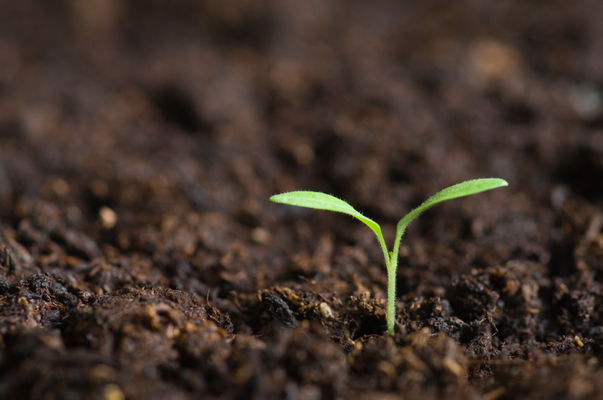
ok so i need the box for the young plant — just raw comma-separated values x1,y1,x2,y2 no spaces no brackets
270,178,508,334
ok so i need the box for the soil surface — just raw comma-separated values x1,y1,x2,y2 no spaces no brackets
2,1,603,399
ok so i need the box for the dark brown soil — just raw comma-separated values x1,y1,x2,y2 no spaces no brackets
2,1,603,399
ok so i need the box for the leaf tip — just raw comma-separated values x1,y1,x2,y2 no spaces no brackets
496,178,509,187
269,193,284,203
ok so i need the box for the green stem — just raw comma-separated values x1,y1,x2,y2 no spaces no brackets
374,232,395,333
385,219,412,334
386,258,396,334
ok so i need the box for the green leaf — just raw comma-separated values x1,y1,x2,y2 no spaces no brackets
270,191,380,236
391,178,508,266
400,178,507,227
270,191,390,268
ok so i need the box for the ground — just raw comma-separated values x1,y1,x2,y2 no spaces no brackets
1,1,603,399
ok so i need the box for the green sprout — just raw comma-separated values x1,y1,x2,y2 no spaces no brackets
270,178,508,334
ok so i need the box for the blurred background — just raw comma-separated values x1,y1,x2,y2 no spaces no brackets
3,0,603,214
2,0,603,299
3,0,603,305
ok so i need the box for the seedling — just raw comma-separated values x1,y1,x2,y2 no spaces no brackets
270,178,508,334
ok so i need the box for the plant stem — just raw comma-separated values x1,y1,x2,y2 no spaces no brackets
386,260,396,334
375,233,395,334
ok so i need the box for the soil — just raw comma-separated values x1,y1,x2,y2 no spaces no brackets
2,1,603,399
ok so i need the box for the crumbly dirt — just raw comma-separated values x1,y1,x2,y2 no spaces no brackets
2,1,603,399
